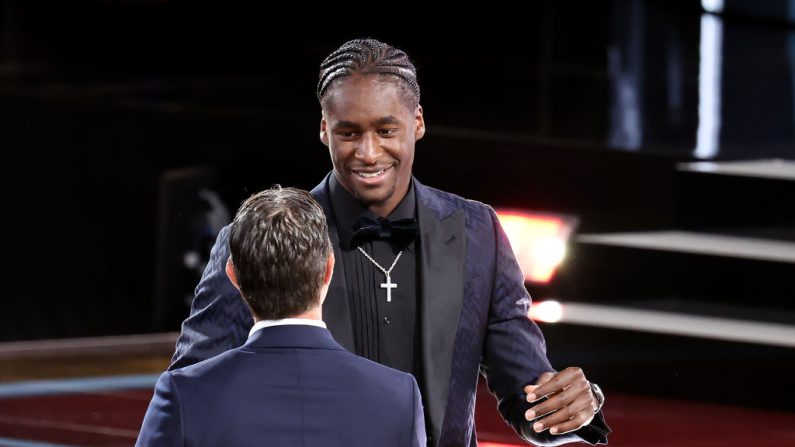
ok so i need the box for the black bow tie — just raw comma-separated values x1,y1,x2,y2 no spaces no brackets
349,216,419,249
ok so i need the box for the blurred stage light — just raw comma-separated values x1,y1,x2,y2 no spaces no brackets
701,0,724,14
495,210,578,284
529,300,564,323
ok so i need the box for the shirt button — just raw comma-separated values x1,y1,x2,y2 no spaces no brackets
383,316,391,324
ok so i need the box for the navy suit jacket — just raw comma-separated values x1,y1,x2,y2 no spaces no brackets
139,325,425,446
171,174,609,446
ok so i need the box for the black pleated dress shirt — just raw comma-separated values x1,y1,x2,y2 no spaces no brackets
328,174,421,380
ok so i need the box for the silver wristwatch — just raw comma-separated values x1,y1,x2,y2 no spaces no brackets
589,382,605,413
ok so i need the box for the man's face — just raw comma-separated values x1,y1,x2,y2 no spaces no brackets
320,74,425,216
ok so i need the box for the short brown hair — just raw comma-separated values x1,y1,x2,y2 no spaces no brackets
228,186,331,320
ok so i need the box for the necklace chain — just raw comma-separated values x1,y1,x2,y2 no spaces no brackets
357,247,403,275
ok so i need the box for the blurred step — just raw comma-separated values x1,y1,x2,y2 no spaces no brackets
675,159,795,230
576,230,795,263
545,302,795,347
679,159,795,181
539,320,795,412
561,230,795,311
534,302,795,411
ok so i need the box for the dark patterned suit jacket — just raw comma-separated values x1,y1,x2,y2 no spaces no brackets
171,174,610,446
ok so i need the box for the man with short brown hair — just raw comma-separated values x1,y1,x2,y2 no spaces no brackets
138,186,425,446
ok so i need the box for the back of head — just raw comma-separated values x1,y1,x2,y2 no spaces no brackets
316,38,421,111
228,186,331,320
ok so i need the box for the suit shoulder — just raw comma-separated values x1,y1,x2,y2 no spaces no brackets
421,184,495,217
168,346,241,380
338,351,416,382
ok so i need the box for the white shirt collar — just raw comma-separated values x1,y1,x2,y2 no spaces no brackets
248,318,328,339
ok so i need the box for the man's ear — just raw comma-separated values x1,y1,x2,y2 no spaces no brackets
320,116,329,147
324,252,335,286
415,105,425,141
317,251,335,307
225,257,240,291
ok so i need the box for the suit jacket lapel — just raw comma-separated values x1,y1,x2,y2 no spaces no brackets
311,174,355,352
416,179,466,442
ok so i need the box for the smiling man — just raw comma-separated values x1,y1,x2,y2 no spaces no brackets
171,38,610,446
320,72,421,217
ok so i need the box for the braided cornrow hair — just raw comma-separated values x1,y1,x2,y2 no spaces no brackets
317,38,420,110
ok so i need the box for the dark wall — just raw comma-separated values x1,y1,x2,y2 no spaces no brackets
2,1,793,340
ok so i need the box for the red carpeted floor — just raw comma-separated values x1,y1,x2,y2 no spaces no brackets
0,389,151,447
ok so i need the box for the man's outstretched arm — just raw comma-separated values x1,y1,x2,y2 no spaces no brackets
170,225,253,370
482,207,610,446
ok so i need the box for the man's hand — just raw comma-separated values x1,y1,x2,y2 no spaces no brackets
523,367,599,436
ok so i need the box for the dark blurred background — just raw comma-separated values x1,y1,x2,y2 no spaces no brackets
1,0,794,430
